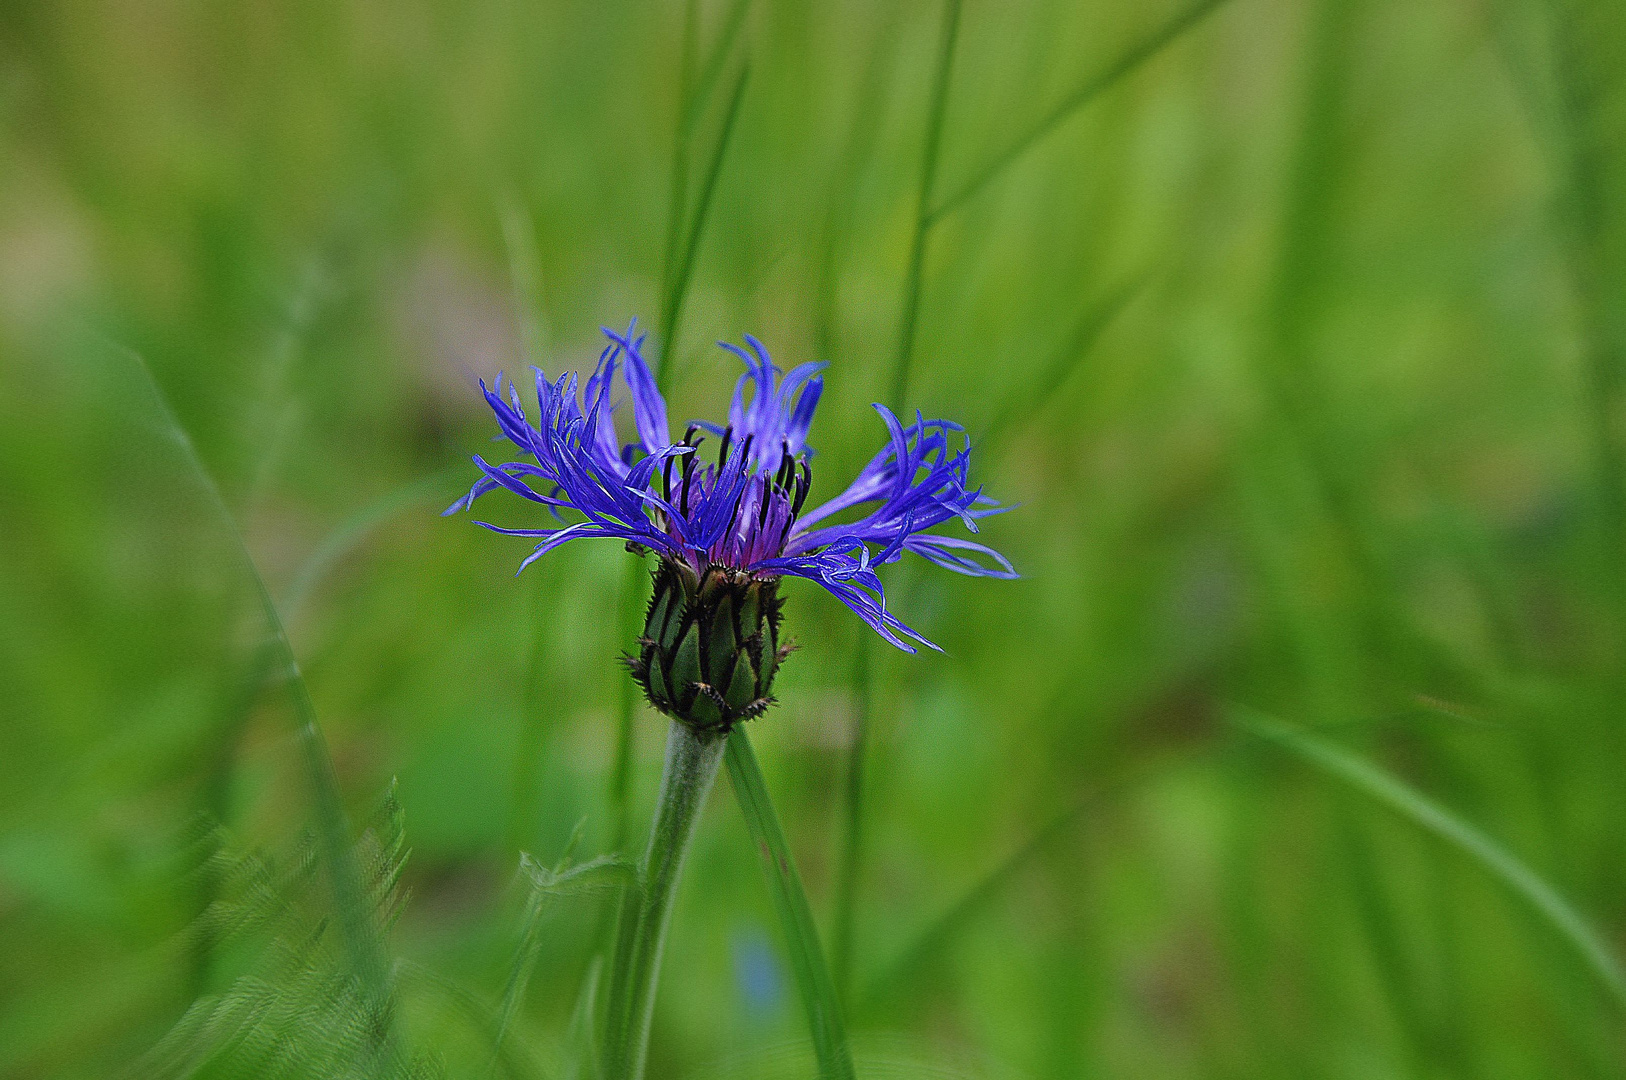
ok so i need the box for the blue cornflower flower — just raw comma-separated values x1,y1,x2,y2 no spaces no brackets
447,320,1014,729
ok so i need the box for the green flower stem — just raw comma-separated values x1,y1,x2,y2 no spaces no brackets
603,720,727,1080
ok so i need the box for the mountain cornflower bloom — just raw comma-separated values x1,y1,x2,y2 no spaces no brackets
446,320,1014,731
446,320,1013,1080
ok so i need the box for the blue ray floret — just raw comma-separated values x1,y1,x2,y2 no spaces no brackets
446,320,1015,659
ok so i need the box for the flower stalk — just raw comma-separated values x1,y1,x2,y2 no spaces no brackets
602,720,727,1080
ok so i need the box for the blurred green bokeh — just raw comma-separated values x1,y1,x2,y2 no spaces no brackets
4,0,1626,1076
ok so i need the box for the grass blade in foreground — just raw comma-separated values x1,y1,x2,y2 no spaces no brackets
1232,706,1626,1011
726,729,856,1080
120,343,398,1058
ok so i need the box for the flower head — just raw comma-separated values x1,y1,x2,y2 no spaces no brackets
447,321,1014,725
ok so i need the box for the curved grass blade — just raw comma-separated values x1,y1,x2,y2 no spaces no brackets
725,730,856,1080
927,0,1236,225
1232,706,1626,1011
117,342,398,1056
283,467,461,624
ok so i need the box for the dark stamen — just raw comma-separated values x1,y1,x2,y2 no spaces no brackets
725,477,749,533
791,462,812,516
757,476,772,527
662,453,676,502
718,425,733,468
680,453,697,516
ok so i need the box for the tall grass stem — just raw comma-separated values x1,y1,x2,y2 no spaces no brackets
656,61,752,391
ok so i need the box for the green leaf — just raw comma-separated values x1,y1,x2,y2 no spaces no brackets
1231,706,1626,1012
725,730,856,1080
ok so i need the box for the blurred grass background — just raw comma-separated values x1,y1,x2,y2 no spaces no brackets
3,0,1626,1076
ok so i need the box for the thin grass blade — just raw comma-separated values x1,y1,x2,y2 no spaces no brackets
928,0,1236,224
856,785,1115,1012
659,0,702,298
283,468,462,624
1232,706,1626,1011
813,10,903,361
977,269,1150,455
889,0,963,410
492,850,633,1072
725,729,855,1080
661,0,751,305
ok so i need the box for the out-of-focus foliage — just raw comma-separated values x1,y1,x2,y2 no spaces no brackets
3,0,1626,1076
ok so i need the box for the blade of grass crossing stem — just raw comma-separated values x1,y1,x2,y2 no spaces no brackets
927,0,1237,224
978,271,1150,456
655,60,751,390
857,787,1110,1011
889,0,962,410
1233,707,1626,1011
120,343,397,1052
725,730,855,1080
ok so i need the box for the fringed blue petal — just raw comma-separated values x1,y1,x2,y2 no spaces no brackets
447,321,1011,640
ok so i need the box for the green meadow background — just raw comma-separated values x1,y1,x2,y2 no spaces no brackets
4,0,1626,1076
